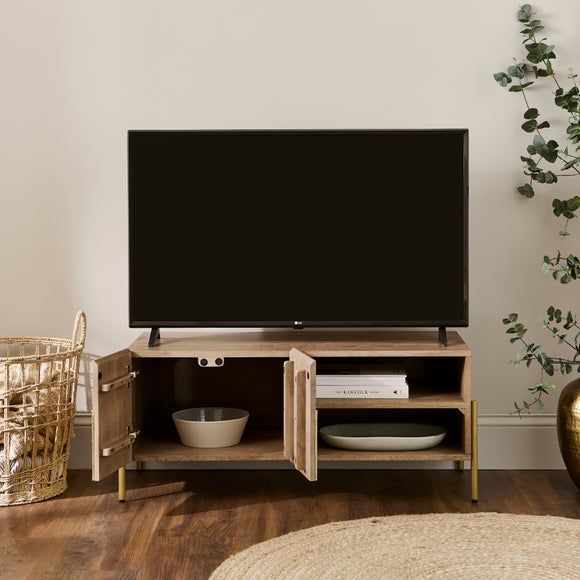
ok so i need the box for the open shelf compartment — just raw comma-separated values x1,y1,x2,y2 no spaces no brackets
317,408,469,462
315,356,469,411
132,357,286,462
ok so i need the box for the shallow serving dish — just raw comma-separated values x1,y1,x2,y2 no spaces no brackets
172,407,249,448
319,423,446,451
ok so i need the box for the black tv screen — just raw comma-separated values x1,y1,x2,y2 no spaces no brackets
129,129,468,328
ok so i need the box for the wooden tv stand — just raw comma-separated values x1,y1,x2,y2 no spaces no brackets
91,330,477,502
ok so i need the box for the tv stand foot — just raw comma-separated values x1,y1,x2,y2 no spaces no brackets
438,326,448,347
118,466,126,502
148,327,160,347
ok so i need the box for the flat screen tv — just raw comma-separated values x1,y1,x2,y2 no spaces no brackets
128,129,468,330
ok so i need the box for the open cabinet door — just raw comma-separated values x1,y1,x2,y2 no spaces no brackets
284,348,317,481
92,350,138,481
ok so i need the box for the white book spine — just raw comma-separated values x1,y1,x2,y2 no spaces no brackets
317,378,407,387
316,384,409,399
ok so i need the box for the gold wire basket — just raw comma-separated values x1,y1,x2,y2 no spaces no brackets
0,311,87,506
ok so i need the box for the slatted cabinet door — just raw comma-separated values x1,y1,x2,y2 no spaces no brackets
92,350,138,481
284,348,318,481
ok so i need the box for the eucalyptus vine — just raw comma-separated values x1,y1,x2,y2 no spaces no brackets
494,4,580,413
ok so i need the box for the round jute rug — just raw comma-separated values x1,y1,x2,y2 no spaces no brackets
210,513,580,579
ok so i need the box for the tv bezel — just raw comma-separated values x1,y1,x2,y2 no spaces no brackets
128,128,469,329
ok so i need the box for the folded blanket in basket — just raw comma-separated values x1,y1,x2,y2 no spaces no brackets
0,361,62,391
0,362,64,463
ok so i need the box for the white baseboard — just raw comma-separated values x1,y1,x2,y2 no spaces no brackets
70,414,565,471
478,414,563,470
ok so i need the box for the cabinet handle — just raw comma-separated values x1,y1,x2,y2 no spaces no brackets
100,431,139,457
99,371,138,393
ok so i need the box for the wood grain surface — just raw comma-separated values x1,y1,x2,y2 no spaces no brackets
2,470,578,579
92,349,134,480
130,330,471,358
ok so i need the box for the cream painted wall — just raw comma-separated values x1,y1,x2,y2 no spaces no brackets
2,1,580,427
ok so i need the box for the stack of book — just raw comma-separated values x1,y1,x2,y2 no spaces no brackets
317,368,409,399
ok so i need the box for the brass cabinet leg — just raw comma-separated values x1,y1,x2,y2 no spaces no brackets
118,466,126,503
471,400,478,503
456,460,464,473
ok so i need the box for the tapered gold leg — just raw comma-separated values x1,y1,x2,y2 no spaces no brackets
456,460,464,473
118,466,126,503
471,400,478,503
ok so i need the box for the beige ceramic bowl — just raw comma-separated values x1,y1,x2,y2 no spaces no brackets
172,407,249,448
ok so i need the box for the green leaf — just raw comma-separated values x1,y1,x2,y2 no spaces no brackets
525,42,556,64
517,4,533,22
524,108,539,119
517,183,535,198
527,144,537,155
493,72,512,87
555,87,580,112
541,149,558,163
509,81,534,92
554,270,567,282
521,119,537,132
567,196,580,211
534,67,552,78
533,170,558,184
537,121,550,129
536,139,559,163
508,64,526,79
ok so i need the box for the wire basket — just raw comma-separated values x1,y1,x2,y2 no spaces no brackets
0,311,87,506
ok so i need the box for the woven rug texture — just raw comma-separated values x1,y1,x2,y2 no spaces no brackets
210,512,580,579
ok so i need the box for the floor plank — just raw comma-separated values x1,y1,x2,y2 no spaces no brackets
0,470,577,580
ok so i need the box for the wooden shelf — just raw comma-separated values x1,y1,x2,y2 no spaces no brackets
130,330,470,358
134,430,285,462
318,442,468,462
134,432,467,463
317,391,466,410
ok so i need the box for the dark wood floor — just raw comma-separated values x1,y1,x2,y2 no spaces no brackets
1,469,578,579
